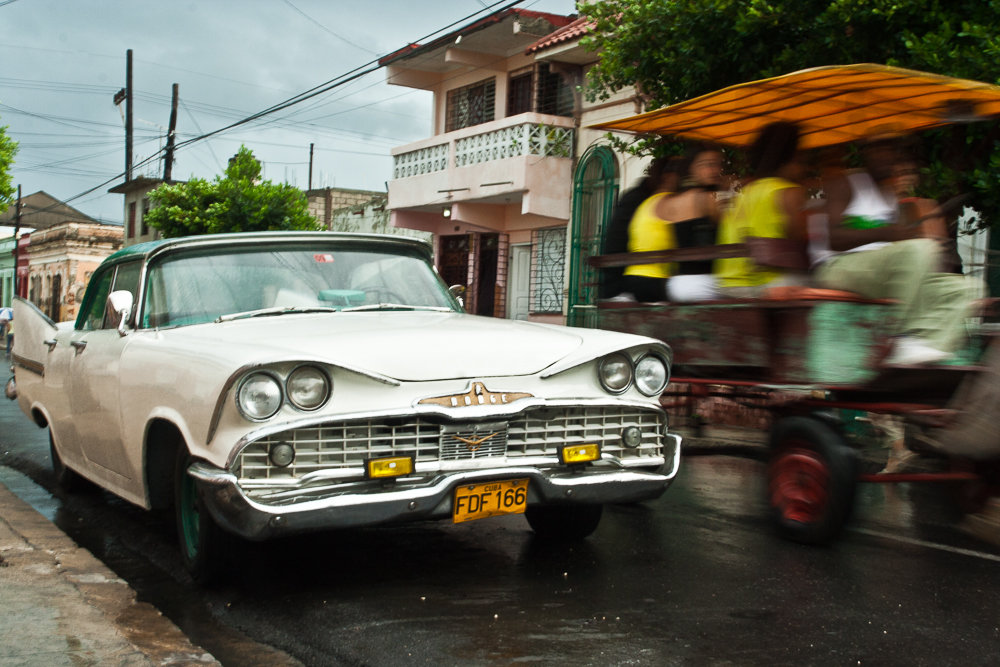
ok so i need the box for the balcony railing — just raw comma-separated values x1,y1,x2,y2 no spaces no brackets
393,122,573,180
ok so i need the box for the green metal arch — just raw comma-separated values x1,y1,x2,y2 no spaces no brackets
568,144,619,327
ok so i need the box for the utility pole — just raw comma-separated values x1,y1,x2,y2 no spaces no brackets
308,143,314,191
12,185,21,295
164,83,179,180
125,49,133,181
113,50,134,182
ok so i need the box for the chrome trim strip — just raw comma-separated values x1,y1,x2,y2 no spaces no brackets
207,358,402,444
540,341,673,379
189,462,674,540
11,353,44,377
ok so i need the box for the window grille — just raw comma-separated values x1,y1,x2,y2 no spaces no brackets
446,78,496,132
530,227,566,314
536,63,573,117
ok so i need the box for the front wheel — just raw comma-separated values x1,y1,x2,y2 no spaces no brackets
767,416,858,545
525,504,603,541
174,448,226,583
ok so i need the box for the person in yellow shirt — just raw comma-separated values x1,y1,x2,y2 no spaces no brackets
624,144,724,302
714,122,809,297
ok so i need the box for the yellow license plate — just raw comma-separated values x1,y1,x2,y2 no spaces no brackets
453,478,529,523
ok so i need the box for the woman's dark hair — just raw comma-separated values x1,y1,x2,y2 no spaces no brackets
748,121,800,177
676,142,723,191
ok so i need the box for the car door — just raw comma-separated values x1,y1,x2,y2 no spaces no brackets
67,260,142,482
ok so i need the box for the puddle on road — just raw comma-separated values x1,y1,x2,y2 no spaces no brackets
0,465,60,521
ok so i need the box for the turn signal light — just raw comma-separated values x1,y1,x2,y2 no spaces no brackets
365,456,414,479
559,443,601,465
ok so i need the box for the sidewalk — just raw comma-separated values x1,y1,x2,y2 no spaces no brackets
0,477,218,666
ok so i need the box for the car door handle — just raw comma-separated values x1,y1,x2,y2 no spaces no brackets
43,338,57,352
70,340,87,354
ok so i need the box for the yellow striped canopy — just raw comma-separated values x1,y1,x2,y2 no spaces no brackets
591,64,1000,149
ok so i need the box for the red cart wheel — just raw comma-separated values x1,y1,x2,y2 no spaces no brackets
768,416,858,545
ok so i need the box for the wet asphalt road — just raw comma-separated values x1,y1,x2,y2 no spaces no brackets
2,395,999,666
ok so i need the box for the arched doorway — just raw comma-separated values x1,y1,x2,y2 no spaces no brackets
567,145,618,327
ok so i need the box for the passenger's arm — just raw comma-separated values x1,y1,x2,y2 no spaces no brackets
780,186,809,242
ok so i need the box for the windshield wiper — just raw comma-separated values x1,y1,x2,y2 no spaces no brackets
216,306,339,322
340,304,452,313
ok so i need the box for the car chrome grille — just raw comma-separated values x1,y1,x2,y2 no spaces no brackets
235,406,665,496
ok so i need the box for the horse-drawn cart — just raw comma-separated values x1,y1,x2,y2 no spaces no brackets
577,65,1000,543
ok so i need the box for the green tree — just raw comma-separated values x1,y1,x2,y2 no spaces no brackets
0,121,18,215
146,145,320,237
580,0,1000,226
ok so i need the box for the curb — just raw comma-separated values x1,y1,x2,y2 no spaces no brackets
0,479,219,666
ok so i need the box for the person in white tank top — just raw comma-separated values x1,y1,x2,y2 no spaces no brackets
813,135,978,366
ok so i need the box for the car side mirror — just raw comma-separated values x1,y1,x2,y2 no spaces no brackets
448,284,466,309
107,290,134,337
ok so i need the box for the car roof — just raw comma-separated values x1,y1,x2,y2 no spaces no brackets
101,231,434,267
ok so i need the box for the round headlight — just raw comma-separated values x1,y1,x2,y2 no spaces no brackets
286,365,330,411
237,372,283,421
598,353,633,394
635,355,669,396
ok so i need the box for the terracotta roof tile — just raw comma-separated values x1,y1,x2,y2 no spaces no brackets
525,15,594,54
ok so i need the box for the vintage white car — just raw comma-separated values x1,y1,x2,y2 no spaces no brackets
8,232,680,580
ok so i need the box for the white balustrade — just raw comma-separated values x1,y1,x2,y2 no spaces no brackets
393,123,573,177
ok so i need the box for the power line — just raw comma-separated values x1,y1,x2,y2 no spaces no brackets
19,0,523,215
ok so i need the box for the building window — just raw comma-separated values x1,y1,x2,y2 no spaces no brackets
507,68,533,116
530,227,565,314
446,78,496,132
536,63,573,117
127,201,137,240
141,197,150,236
506,64,574,119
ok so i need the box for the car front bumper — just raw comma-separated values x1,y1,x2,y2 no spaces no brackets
189,433,681,540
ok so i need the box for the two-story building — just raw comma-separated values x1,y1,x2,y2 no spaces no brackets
384,8,653,324
383,8,577,321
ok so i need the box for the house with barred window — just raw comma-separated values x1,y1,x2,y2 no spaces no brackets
383,8,653,324
382,8,577,321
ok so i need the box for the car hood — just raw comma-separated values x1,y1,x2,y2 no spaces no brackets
154,311,617,382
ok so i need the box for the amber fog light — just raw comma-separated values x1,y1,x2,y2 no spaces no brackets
560,443,601,464
622,426,642,449
365,456,414,480
269,442,295,468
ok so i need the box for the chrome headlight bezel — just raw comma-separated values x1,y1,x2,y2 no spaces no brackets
634,353,670,397
598,352,634,394
236,371,284,421
286,364,331,411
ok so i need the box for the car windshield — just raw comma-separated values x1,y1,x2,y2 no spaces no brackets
140,242,456,328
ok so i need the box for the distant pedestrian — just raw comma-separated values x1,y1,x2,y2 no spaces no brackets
0,307,12,358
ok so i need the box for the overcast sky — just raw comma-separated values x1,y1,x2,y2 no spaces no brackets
1,0,576,226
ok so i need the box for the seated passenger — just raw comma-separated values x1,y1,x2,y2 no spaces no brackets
623,144,725,302
714,122,810,297
813,133,979,365
601,156,679,301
